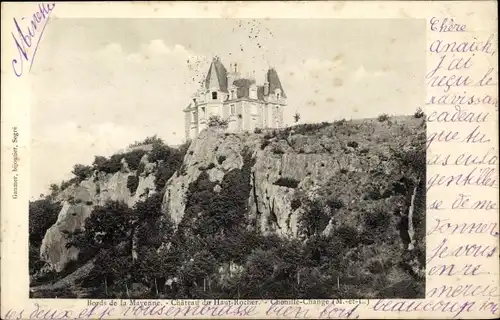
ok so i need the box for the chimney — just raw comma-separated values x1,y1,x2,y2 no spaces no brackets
264,81,269,95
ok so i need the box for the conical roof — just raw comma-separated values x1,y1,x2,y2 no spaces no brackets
204,57,228,92
266,68,286,98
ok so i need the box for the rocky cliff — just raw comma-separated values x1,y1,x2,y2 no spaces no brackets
37,115,426,298
40,153,157,272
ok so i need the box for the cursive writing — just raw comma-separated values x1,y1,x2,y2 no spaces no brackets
11,2,56,77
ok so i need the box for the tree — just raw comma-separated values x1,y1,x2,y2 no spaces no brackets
29,199,62,275
72,164,93,181
294,112,301,123
49,184,59,194
29,199,62,247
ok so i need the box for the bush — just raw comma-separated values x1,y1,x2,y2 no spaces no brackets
347,141,359,148
93,154,123,174
254,128,262,134
129,135,163,148
207,115,229,128
260,139,271,150
122,149,147,171
326,197,344,210
363,207,392,231
127,175,140,194
291,197,302,211
293,122,330,135
414,107,425,119
72,164,93,181
378,113,389,122
274,177,300,188
299,200,329,237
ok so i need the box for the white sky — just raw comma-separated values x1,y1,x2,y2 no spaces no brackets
30,18,425,197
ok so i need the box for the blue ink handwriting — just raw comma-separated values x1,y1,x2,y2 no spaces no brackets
11,3,56,77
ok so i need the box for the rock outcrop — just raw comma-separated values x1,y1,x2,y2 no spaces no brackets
40,156,156,272
40,116,426,276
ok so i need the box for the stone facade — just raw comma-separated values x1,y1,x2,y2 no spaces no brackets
184,57,287,140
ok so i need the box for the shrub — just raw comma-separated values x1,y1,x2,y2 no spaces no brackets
260,139,271,150
291,197,302,211
293,122,330,135
122,149,147,171
335,225,360,248
129,135,163,148
217,155,226,165
347,141,359,148
206,163,216,170
93,154,123,174
364,207,392,231
414,107,425,119
134,192,164,220
326,197,344,210
254,128,262,134
299,200,329,237
378,113,389,122
207,115,229,128
274,177,300,188
127,175,140,194
137,162,146,176
72,164,93,181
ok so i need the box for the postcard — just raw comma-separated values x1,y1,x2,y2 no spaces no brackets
1,1,498,319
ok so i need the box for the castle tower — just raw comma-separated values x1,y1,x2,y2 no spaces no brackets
184,58,287,141
264,67,286,128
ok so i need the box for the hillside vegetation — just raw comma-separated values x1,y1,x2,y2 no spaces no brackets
30,114,426,299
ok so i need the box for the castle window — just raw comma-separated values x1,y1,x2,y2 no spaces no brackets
212,92,218,100
192,112,196,122
230,104,235,115
201,107,206,119
277,93,280,99
231,90,235,100
250,88,257,99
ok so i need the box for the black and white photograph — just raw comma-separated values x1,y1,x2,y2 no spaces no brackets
28,18,427,299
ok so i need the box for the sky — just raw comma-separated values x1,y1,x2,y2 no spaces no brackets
30,18,425,197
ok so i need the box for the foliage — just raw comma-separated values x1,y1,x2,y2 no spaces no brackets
254,128,262,134
347,141,359,148
294,112,301,123
122,150,147,171
29,199,62,247
298,199,329,237
207,115,229,128
92,155,122,174
274,177,300,188
127,175,140,194
150,142,185,191
68,201,137,259
129,135,164,148
292,122,329,135
72,164,93,181
260,139,271,150
29,199,62,274
378,113,390,122
414,107,425,119
32,116,426,299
